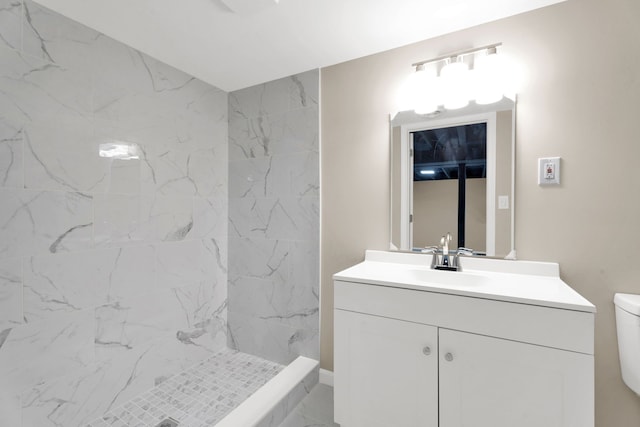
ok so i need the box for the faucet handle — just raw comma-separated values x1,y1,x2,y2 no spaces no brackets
452,247,474,270
456,247,474,256
423,246,440,269
422,246,439,254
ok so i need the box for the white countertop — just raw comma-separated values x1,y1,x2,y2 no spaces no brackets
333,250,595,313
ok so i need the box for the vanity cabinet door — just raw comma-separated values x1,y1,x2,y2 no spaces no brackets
438,328,594,427
334,309,438,427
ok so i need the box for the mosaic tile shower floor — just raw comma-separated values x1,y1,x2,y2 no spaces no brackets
87,348,284,427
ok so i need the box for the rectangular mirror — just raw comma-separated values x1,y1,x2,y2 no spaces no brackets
390,98,515,257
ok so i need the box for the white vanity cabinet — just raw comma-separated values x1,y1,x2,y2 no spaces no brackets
334,310,439,426
438,328,592,426
333,251,595,427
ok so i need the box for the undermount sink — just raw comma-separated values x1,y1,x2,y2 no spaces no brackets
407,268,488,287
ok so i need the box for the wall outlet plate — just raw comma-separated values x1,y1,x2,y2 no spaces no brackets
538,157,561,185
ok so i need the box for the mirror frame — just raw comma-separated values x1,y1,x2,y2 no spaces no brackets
390,98,516,256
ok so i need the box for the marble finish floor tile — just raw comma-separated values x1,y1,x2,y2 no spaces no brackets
87,348,283,427
277,384,338,427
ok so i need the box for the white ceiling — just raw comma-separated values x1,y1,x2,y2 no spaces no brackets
33,0,565,92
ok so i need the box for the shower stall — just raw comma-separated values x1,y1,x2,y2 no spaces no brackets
0,1,320,425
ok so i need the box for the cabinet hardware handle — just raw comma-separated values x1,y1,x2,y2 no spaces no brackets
445,352,454,362
422,346,431,356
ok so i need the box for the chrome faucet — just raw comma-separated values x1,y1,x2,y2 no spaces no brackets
452,247,474,270
440,232,452,267
427,232,475,271
420,245,440,269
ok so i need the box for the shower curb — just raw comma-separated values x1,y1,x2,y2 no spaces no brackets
216,356,320,427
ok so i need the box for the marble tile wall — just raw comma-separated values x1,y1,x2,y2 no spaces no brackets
0,1,228,426
227,70,320,364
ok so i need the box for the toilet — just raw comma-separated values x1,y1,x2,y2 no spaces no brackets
614,293,640,395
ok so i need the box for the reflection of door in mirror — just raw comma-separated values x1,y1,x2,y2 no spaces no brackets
411,123,487,252
390,100,515,257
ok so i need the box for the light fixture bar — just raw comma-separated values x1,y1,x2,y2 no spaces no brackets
411,43,502,68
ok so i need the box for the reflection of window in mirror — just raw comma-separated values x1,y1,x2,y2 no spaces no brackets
411,123,487,251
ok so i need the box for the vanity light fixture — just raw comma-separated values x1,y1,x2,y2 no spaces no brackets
440,56,470,110
474,46,504,104
399,64,440,114
419,170,436,175
404,43,506,114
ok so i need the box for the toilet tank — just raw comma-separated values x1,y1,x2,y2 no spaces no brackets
614,293,640,395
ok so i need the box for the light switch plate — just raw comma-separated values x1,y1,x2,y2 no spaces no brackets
498,195,509,209
538,157,561,185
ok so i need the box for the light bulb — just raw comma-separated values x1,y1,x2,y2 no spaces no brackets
474,49,504,104
440,58,469,110
398,66,439,114
415,68,440,115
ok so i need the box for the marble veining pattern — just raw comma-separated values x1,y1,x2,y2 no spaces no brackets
0,0,21,51
0,257,23,329
0,120,23,188
0,0,323,425
0,1,228,425
227,69,319,365
0,188,94,259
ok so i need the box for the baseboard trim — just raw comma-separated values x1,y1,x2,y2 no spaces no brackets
319,368,334,387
